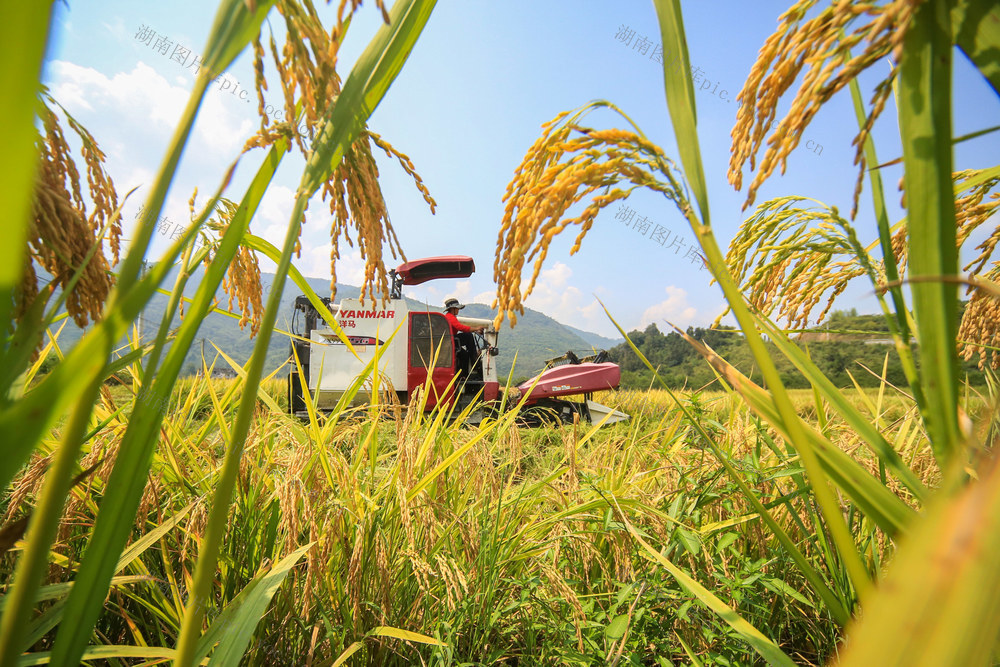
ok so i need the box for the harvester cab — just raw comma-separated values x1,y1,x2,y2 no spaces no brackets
287,255,629,425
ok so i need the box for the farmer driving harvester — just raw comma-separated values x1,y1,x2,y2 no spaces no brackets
287,254,628,425
443,297,484,377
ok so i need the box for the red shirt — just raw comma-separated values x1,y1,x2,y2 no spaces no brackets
444,311,472,333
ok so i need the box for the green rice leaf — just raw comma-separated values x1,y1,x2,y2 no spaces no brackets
174,4,438,664
201,0,277,77
369,626,445,646
651,0,710,225
202,544,312,666
48,141,288,667
614,499,796,667
679,329,914,537
18,645,178,666
600,302,852,625
0,3,52,338
898,0,962,466
952,0,1000,95
753,314,927,500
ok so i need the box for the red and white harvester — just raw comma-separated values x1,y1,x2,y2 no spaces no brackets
287,256,629,425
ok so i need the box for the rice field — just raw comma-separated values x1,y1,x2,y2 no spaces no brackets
6,0,1000,664
1,362,962,665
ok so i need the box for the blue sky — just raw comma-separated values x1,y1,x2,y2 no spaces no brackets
44,1,1000,338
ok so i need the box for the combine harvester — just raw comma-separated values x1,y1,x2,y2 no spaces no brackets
287,256,628,425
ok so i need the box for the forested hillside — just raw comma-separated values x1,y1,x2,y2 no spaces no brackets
609,310,989,390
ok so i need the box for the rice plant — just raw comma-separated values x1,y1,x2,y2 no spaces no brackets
493,0,1000,663
5,0,1000,665
1,1,439,665
12,332,946,664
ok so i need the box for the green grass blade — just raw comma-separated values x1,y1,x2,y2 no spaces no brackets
17,645,178,666
601,303,852,625
0,377,104,665
3,506,193,652
754,314,927,500
0,61,240,493
201,0,277,78
0,282,55,395
0,3,52,339
651,0,709,225
898,0,962,467
650,0,871,600
952,0,1000,95
202,544,311,666
331,641,364,667
114,503,196,571
848,75,924,411
112,0,274,299
327,627,443,667
0,576,148,614
242,234,358,355
612,498,796,667
679,329,914,537
173,3,437,664
369,626,445,646
48,145,286,667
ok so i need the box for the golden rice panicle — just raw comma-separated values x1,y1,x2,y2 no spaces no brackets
721,197,868,329
720,170,998,336
322,135,412,304
493,102,687,330
61,102,122,261
955,170,1000,276
368,131,437,214
22,95,121,331
729,0,918,216
242,3,431,305
212,199,264,335
958,265,1000,370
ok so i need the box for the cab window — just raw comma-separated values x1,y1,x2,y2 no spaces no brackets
409,313,453,369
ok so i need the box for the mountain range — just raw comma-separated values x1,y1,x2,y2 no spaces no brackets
49,269,623,381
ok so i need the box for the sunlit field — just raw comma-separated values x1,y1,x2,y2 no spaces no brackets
5,357,975,665
6,0,1000,664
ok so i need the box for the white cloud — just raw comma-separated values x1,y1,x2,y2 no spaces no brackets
47,60,253,158
255,185,296,238
442,280,475,305
50,60,183,128
640,285,723,330
523,262,615,336
473,289,496,305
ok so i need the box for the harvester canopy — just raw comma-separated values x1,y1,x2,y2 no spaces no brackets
395,256,475,285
